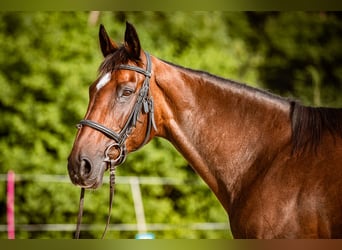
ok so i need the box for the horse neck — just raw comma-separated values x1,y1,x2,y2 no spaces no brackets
153,58,292,211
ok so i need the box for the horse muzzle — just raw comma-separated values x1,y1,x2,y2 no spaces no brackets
67,153,107,189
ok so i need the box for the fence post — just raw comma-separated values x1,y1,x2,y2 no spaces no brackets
7,170,15,239
129,177,155,239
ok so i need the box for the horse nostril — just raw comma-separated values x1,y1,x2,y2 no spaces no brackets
80,158,92,177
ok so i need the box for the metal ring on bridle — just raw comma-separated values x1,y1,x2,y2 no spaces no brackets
104,142,127,166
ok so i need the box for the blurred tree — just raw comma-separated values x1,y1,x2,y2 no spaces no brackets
235,12,342,106
0,12,100,174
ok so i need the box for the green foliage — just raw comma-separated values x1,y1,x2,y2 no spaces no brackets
0,12,100,174
0,11,341,239
239,12,342,106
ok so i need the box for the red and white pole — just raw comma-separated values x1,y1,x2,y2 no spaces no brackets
7,170,15,239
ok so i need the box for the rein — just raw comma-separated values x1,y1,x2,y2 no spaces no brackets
75,52,155,239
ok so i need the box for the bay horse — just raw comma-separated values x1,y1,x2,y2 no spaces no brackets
68,22,342,238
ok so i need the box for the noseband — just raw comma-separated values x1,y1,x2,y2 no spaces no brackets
78,52,156,166
75,52,156,239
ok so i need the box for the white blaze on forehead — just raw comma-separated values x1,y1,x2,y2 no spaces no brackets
96,72,111,90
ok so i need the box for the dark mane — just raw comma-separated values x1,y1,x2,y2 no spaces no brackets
98,45,142,74
290,101,342,154
164,59,342,155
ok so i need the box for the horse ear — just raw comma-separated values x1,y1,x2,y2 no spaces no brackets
124,21,141,60
99,24,118,57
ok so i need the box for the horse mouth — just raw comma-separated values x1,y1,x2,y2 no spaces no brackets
78,176,104,189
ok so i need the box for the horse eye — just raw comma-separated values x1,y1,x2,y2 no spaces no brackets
122,89,133,97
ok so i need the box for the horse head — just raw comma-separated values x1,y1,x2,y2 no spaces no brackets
68,22,156,189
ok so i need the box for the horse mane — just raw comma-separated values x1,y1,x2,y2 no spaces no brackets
165,60,342,155
162,59,342,155
290,101,342,154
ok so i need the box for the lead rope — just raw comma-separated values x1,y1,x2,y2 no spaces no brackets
101,161,117,239
74,163,117,239
75,187,85,239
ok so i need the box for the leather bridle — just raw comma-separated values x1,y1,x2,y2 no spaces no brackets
75,52,156,239
78,51,156,166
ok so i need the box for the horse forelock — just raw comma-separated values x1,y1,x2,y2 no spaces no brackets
98,45,142,75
